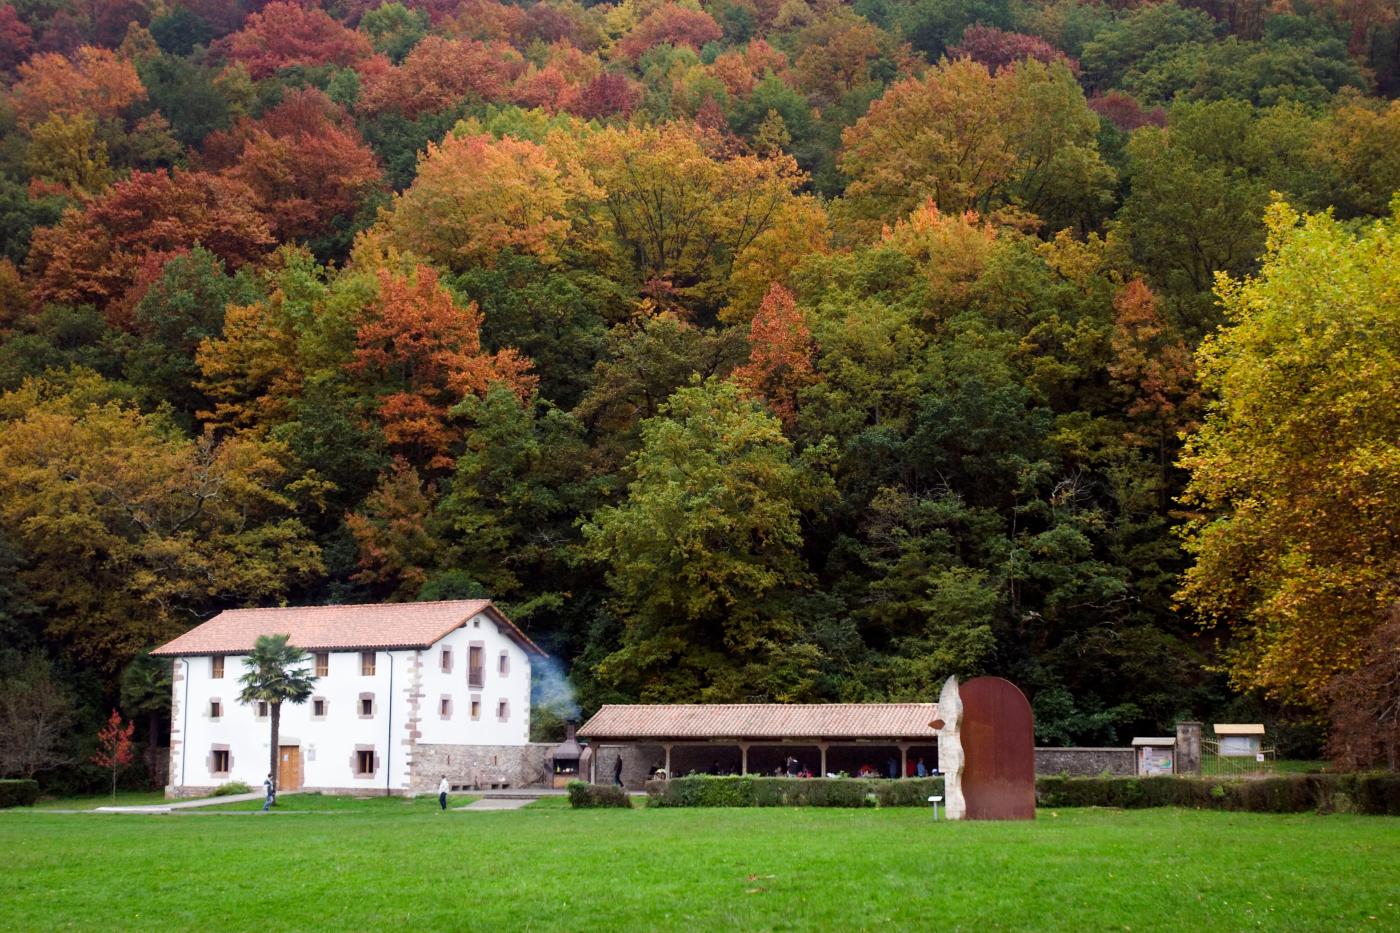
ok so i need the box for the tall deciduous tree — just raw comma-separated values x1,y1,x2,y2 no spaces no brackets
213,89,384,244
1178,201,1400,704
837,57,1112,235
238,634,316,792
0,654,73,779
348,266,536,470
0,373,323,671
9,46,146,127
731,283,817,426
583,378,832,701
25,169,272,320
383,130,594,270
221,0,373,78
577,123,805,310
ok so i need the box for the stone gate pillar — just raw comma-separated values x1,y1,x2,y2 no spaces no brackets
1175,721,1202,776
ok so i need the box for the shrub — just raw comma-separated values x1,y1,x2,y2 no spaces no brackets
1031,774,1396,814
1354,773,1400,815
645,776,944,808
567,780,632,808
0,779,39,808
211,781,252,797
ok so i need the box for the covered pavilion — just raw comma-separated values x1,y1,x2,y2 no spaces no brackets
577,704,940,786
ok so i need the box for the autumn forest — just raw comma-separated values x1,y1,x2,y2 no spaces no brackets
0,0,1398,786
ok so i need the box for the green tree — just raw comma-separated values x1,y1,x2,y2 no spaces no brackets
119,652,172,786
128,248,263,423
583,378,833,701
238,633,317,792
1178,200,1400,704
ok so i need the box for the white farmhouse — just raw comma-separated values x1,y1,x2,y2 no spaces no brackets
152,599,547,798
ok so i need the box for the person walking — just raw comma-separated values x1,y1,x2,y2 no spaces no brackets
438,774,450,812
262,772,275,811
613,754,624,787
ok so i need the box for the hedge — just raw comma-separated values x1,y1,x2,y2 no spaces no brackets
0,779,40,808
567,780,632,808
1035,773,1400,815
645,776,946,808
635,774,1400,814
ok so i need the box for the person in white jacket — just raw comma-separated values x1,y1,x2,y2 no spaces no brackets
438,775,450,812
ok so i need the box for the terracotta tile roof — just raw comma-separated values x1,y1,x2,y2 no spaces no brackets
577,704,940,741
151,599,545,657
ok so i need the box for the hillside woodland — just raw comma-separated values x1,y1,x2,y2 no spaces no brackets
0,0,1397,786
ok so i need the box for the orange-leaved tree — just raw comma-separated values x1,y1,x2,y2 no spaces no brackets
347,266,536,470
9,46,145,128
731,283,818,427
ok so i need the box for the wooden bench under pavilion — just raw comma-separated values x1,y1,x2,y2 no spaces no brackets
577,704,940,787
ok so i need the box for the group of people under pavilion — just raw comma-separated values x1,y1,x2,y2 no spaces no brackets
577,703,942,788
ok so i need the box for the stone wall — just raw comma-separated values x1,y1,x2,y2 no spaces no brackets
410,742,552,793
591,743,667,789
1035,746,1135,776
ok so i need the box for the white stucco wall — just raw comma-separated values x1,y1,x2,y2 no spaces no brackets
167,611,534,794
415,617,532,747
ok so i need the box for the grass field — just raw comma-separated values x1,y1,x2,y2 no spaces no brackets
199,792,480,812
3,805,1396,930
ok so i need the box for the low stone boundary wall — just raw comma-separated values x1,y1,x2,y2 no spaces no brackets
1035,747,1136,776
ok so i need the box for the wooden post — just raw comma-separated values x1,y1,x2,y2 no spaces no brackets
740,743,749,776
663,744,672,777
818,742,828,777
899,743,909,778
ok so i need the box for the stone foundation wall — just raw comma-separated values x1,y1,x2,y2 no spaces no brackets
410,742,552,793
1035,746,1135,776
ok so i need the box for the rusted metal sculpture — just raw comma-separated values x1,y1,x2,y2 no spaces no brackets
958,676,1036,820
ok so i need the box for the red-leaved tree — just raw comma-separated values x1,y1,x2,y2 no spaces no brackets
615,4,723,60
0,4,33,74
92,709,136,800
949,25,1077,74
221,0,373,78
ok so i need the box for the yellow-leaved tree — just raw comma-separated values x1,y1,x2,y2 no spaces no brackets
1177,199,1400,705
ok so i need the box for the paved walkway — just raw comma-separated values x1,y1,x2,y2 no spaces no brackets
95,791,299,814
455,797,535,811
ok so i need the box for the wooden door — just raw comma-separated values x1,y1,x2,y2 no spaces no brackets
279,746,303,790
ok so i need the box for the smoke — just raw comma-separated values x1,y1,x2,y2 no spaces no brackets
532,654,581,721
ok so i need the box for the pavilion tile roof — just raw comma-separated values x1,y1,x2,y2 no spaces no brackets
578,704,940,741
151,599,545,657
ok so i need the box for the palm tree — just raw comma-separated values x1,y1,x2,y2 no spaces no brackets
238,634,317,794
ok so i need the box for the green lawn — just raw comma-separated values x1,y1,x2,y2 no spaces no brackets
198,792,480,812
2,806,1396,930
31,791,177,810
